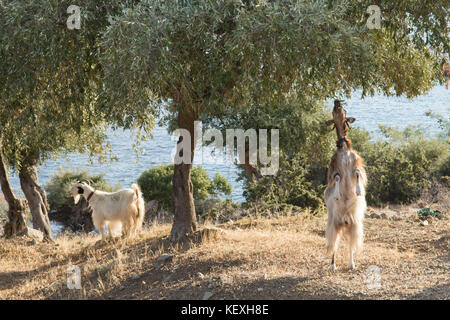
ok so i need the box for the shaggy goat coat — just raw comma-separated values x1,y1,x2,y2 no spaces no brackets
324,144,367,268
70,182,145,242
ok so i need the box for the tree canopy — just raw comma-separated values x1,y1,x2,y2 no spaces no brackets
99,0,448,240
0,0,129,237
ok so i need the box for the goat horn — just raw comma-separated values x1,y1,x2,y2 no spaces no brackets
80,179,94,185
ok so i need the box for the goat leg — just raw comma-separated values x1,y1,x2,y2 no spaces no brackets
333,173,340,200
355,169,361,196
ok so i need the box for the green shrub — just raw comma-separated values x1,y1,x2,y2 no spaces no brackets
354,126,449,206
137,164,232,213
46,168,119,214
196,198,240,222
417,207,443,220
242,152,326,212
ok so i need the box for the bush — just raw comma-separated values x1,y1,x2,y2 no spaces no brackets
196,198,240,222
137,164,232,213
242,152,326,212
350,126,449,206
46,168,119,214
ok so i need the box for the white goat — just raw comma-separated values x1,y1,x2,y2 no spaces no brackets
70,181,145,243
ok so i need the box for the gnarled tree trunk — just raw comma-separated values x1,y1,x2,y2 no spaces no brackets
19,163,53,240
169,109,198,242
0,138,27,238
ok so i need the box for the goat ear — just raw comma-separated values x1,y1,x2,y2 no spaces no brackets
347,117,356,123
77,187,84,194
325,119,334,126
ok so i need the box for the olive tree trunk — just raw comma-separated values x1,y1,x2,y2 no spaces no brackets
169,109,198,242
0,138,27,238
19,163,53,240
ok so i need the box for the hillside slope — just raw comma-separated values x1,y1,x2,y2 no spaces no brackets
0,206,448,300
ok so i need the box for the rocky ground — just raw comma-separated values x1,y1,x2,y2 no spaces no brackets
0,205,448,300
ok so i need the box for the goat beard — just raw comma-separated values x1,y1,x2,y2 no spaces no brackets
73,194,81,205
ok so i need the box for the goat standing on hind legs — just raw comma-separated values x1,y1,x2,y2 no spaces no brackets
324,100,367,270
69,180,145,245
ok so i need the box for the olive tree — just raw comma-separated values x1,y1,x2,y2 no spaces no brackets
0,0,128,238
99,0,448,241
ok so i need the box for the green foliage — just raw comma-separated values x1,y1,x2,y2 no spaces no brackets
100,0,447,130
226,101,334,212
210,173,233,198
348,126,449,206
243,152,326,211
196,198,240,222
417,208,443,220
45,168,119,214
204,99,335,166
0,0,131,169
137,165,232,212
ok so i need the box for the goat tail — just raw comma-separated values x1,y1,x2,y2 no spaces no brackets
132,184,145,231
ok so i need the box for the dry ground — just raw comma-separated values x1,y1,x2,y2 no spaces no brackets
0,206,448,300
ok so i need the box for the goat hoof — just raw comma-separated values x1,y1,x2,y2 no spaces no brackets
348,263,356,270
328,264,337,271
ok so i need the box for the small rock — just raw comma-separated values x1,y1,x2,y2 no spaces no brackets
154,254,174,269
119,286,125,290
17,227,44,242
202,291,214,300
197,272,205,279
162,275,172,282
370,213,382,219
379,210,397,220
420,220,429,226
131,273,140,280
257,288,263,292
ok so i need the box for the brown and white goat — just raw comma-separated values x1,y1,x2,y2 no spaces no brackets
324,100,367,270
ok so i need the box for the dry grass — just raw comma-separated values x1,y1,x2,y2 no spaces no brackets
0,206,448,300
